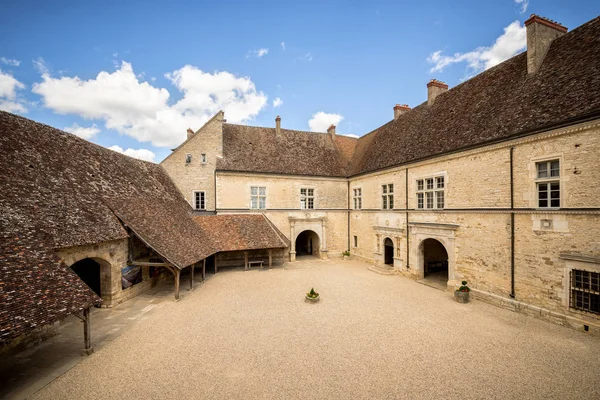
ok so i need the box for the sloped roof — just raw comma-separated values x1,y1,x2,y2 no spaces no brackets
0,111,215,344
193,214,289,252
217,124,357,177
353,16,600,175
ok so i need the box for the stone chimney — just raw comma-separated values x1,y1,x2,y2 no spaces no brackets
275,115,281,136
187,128,195,140
327,124,336,136
393,104,411,120
525,14,567,74
427,79,448,106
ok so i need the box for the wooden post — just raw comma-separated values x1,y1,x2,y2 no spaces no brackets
202,259,206,281
174,269,181,301
268,249,272,269
244,251,249,271
83,307,93,355
189,264,195,291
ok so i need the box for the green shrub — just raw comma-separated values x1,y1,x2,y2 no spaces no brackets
457,280,470,293
342,250,350,257
306,287,319,298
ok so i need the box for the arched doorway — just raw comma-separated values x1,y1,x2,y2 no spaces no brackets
295,230,320,258
384,237,394,265
421,238,448,287
70,258,103,297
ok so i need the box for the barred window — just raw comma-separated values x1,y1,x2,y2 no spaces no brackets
570,269,599,314
416,176,445,209
536,160,560,208
300,188,314,209
193,190,206,210
353,188,362,210
382,184,394,210
250,186,266,209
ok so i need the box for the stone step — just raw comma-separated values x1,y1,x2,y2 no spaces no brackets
367,265,397,275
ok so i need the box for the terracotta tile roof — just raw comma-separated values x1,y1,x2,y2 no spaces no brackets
353,16,600,175
217,124,357,177
0,111,216,344
193,214,289,252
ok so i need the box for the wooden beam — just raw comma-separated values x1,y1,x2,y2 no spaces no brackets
83,307,93,355
189,264,195,291
268,249,272,269
202,259,206,281
174,269,181,301
244,251,249,271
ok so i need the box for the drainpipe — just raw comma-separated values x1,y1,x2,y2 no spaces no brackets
510,147,515,298
347,180,351,252
405,168,410,269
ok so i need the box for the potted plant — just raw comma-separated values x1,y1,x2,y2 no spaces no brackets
342,250,350,260
305,287,320,303
454,280,470,303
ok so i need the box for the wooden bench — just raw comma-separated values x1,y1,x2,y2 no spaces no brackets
247,260,264,269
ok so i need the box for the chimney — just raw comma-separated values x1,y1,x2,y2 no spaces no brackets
327,124,336,136
275,115,281,136
187,128,195,140
393,104,411,120
427,79,448,106
525,14,567,74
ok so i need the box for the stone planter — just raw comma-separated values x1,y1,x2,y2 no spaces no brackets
305,295,320,303
342,255,350,261
454,290,470,303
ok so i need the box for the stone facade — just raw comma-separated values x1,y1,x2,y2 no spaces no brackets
162,115,600,332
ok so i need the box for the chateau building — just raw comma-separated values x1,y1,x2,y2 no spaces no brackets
1,14,599,352
162,15,600,330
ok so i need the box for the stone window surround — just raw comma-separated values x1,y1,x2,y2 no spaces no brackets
201,153,207,164
353,235,358,248
249,185,267,210
381,183,394,210
193,190,206,210
373,226,404,268
300,187,315,210
352,187,362,210
415,171,447,210
560,253,600,316
529,154,564,209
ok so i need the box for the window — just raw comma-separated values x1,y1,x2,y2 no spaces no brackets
353,235,358,248
353,188,362,210
185,154,192,164
250,186,266,209
536,159,560,208
300,188,314,209
570,269,599,315
193,191,206,210
201,153,207,163
382,184,394,209
416,176,445,209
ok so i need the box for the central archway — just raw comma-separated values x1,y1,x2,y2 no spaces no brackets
295,230,320,258
421,238,448,287
384,237,394,265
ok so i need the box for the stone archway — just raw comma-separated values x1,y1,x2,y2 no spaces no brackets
384,237,394,265
419,239,449,287
295,230,320,258
68,257,112,302
289,214,328,261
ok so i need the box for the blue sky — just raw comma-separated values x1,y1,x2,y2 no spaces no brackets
1,0,598,162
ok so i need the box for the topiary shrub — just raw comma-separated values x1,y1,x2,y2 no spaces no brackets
306,287,319,298
457,280,470,293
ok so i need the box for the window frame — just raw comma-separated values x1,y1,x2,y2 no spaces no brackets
381,183,394,210
250,186,267,210
416,174,446,210
569,268,600,315
193,190,206,210
300,187,315,210
353,235,358,248
535,159,561,209
200,153,207,164
353,187,362,210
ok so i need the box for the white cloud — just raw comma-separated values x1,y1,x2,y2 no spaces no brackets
32,61,268,147
308,111,344,132
0,57,20,67
297,52,313,62
0,69,27,113
273,97,283,108
281,42,286,50
514,0,529,14
108,145,156,162
248,48,269,58
64,123,101,139
427,20,526,76
32,57,49,75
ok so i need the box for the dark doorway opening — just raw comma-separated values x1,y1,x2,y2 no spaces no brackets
422,238,448,287
70,258,102,297
205,254,216,274
384,238,394,265
295,230,320,257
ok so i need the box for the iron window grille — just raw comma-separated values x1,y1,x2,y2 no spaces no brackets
570,269,600,315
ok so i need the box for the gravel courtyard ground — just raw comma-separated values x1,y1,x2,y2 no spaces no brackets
32,258,600,400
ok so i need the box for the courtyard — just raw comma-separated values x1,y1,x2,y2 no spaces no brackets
15,258,600,399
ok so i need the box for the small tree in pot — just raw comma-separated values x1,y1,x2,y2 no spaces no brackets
305,287,320,303
454,281,470,303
